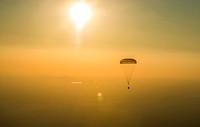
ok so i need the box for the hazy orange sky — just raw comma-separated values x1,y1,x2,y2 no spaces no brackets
0,0,200,79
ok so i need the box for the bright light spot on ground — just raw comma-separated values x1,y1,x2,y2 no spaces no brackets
71,82,83,84
97,92,103,101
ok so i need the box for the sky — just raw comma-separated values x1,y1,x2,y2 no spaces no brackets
0,0,200,79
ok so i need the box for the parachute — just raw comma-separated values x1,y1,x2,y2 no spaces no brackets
120,58,137,89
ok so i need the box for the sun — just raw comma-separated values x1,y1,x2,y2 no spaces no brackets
70,2,92,31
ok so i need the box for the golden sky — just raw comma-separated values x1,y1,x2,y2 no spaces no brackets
0,0,200,79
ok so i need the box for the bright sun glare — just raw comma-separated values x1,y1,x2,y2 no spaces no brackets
70,2,91,31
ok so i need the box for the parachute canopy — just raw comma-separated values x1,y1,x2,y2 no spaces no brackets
120,58,137,64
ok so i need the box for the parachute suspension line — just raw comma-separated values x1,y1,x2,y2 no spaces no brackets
121,63,134,87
